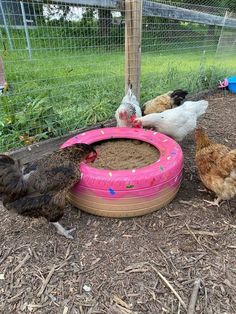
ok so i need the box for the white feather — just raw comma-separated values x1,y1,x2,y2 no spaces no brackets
115,87,142,127
135,100,208,141
180,100,208,117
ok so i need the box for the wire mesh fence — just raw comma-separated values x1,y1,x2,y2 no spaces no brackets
0,0,236,152
140,0,235,100
0,0,126,151
216,11,236,59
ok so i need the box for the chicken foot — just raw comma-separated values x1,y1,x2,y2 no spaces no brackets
52,222,76,239
204,197,224,207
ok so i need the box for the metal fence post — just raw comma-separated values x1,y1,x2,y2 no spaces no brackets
125,0,143,101
216,10,228,56
0,0,13,50
20,1,32,59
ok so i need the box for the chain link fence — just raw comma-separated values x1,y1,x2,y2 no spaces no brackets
0,0,235,152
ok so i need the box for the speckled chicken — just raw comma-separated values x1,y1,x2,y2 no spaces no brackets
115,84,142,127
0,143,97,239
195,128,236,207
143,89,188,115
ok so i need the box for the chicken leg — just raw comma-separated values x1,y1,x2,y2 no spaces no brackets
52,222,76,239
204,197,223,207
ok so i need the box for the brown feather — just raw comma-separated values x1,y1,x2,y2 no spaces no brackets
195,128,236,201
1,143,97,222
143,93,174,115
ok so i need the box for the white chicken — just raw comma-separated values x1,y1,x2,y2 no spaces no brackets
115,84,142,127
133,100,208,142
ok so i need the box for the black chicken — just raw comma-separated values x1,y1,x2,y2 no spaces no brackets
0,143,97,239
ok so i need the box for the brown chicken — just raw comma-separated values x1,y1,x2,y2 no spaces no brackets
143,89,188,115
195,128,236,207
0,143,97,239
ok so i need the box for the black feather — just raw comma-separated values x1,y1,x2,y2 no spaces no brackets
6,194,53,214
0,154,27,197
170,89,188,106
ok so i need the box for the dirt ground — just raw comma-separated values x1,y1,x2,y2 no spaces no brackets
0,90,236,314
93,139,159,170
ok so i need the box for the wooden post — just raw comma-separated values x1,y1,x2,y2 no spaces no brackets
0,57,6,90
125,0,143,101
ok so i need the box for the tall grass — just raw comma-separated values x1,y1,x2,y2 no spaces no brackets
0,25,235,152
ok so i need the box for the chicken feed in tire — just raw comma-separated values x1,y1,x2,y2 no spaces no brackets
62,127,184,218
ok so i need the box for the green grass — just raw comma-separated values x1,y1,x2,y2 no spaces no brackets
1,46,235,152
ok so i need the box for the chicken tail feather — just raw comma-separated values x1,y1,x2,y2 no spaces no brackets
182,100,208,118
219,149,236,174
0,154,27,197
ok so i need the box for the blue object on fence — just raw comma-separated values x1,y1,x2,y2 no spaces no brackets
227,76,236,94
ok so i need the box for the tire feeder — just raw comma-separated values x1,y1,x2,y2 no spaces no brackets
61,127,184,218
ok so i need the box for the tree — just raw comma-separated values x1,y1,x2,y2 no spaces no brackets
45,4,70,21
98,9,112,37
81,7,95,24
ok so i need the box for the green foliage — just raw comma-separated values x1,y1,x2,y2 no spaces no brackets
0,95,65,150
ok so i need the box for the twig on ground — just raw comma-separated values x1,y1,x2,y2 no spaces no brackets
12,253,30,274
117,262,149,274
134,222,153,234
150,264,187,310
37,264,56,298
185,224,201,246
157,247,178,273
113,304,137,314
202,243,220,256
7,290,24,303
27,304,46,311
113,295,132,310
179,200,194,205
0,247,13,265
77,264,101,275
64,244,72,260
204,286,208,311
63,306,69,314
177,301,181,314
167,212,185,217
184,225,219,256
187,278,201,314
224,221,236,229
182,231,219,237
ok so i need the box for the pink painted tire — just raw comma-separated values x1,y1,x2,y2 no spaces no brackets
61,127,183,218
